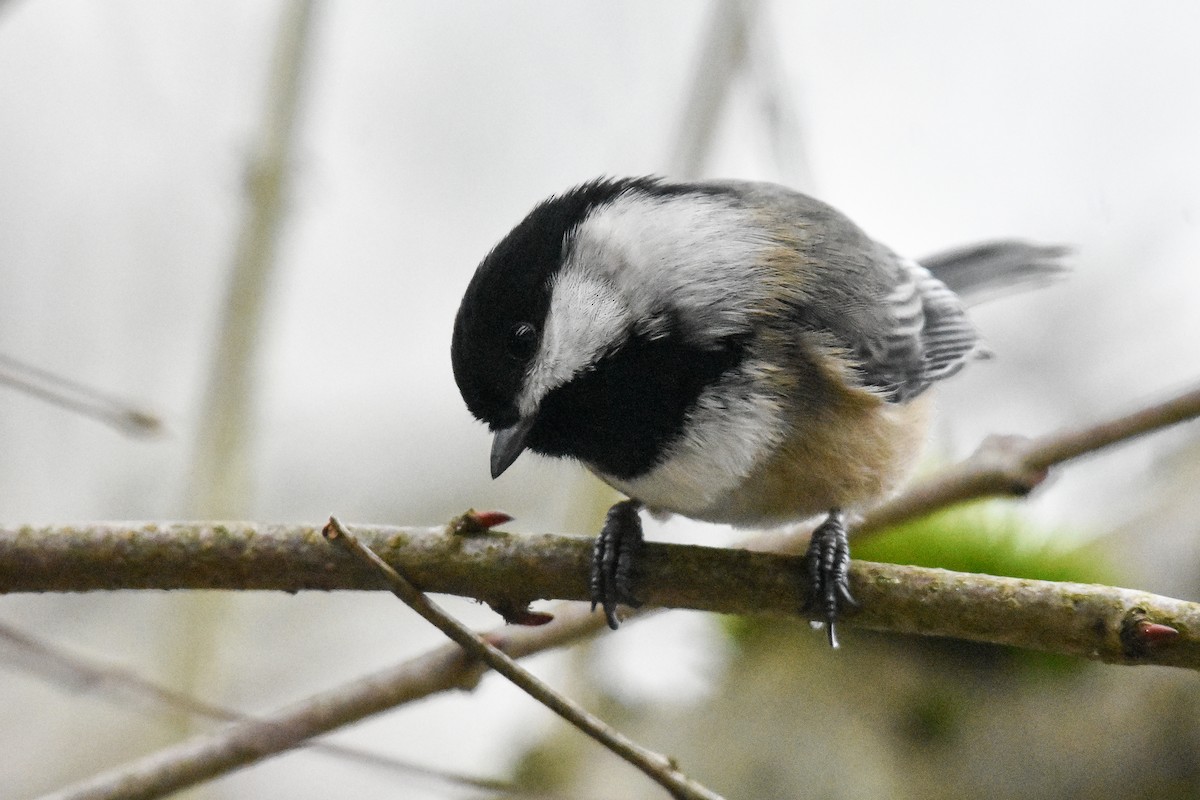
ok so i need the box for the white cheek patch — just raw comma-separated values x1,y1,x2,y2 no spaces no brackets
567,193,772,343
518,269,630,417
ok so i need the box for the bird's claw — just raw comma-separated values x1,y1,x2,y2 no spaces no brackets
590,499,644,629
802,509,857,648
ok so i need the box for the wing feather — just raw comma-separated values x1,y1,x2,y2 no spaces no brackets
708,180,989,403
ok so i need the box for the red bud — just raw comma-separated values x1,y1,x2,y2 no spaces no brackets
468,510,514,529
1135,620,1180,645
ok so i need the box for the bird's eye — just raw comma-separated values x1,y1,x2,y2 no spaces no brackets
506,322,538,361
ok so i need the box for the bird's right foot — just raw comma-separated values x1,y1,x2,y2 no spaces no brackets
590,499,644,629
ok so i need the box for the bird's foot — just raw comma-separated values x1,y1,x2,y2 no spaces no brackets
590,499,644,629
802,509,858,649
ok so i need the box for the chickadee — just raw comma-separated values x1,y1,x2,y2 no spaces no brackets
451,177,1065,647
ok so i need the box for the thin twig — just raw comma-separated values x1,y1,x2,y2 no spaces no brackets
322,517,725,800
0,621,549,798
33,603,613,800
0,352,163,437
855,382,1200,537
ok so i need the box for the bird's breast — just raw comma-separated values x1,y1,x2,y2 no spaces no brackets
595,383,933,528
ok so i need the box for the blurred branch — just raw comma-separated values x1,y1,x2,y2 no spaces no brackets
0,622,552,799
668,0,756,179
0,352,163,437
855,381,1200,537
34,604,613,800
324,518,724,800
187,0,316,517
668,0,813,189
741,2,814,190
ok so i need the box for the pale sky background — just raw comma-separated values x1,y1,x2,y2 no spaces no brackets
1,2,1198,798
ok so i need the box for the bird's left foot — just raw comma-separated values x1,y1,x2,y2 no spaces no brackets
802,509,858,648
590,499,644,629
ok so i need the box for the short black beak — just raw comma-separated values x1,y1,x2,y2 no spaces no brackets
490,416,535,479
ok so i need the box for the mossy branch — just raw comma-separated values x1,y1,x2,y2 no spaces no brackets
1,519,1197,669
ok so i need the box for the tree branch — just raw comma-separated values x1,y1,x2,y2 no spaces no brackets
0,620,550,798
34,603,614,800
5,383,1200,665
1,519,1197,669
0,352,163,437
856,382,1200,537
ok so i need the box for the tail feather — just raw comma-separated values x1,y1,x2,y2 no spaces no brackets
921,240,1070,305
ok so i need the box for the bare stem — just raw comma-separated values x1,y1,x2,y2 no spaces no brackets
856,382,1200,536
322,517,725,800
0,352,163,437
31,603,623,800
0,621,541,797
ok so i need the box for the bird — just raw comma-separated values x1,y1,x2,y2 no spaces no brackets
450,176,1066,647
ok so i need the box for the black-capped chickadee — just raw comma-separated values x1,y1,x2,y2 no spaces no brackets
451,177,1065,647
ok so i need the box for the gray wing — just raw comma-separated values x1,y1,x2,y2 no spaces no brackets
855,257,980,401
716,180,981,403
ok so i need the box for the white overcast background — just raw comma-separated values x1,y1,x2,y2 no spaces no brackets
1,2,1198,798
